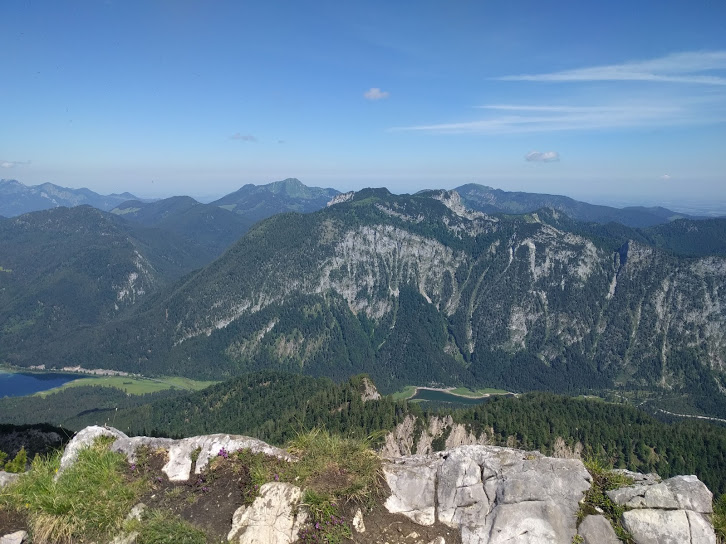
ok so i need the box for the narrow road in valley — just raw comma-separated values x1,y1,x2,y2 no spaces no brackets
655,408,726,424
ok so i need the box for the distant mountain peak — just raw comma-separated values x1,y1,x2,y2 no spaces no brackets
0,179,141,217
211,178,340,222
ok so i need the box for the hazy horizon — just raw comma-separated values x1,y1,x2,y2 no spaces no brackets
3,175,726,217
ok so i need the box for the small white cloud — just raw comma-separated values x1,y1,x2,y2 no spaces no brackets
661,174,672,180
0,160,29,168
364,87,390,100
525,151,560,162
230,133,257,142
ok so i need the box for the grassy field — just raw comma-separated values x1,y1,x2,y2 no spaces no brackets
35,375,218,397
448,387,511,397
390,385,510,400
390,385,417,400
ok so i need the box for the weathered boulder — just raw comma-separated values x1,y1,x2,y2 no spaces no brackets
159,433,292,482
577,514,620,544
385,445,592,544
607,473,715,544
621,509,716,544
57,425,292,482
57,425,127,476
0,471,20,488
0,531,27,544
607,474,713,513
227,482,306,544
384,454,440,526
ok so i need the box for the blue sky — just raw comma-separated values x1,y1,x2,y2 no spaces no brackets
1,0,725,208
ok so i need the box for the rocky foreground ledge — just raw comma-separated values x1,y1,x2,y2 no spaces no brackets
0,425,718,544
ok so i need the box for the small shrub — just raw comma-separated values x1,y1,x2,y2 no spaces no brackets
3,447,28,473
0,450,7,470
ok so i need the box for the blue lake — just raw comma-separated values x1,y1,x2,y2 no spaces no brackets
0,370,76,398
411,389,494,405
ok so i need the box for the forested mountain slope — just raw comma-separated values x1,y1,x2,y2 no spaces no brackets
111,196,254,259
10,189,724,417
0,206,217,359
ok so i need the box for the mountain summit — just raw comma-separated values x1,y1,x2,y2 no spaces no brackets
211,178,339,223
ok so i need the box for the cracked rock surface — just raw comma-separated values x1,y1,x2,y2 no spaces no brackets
384,445,591,544
384,445,718,544
609,474,715,544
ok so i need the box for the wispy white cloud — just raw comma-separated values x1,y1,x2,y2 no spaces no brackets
0,160,30,168
526,151,559,162
392,103,696,134
230,133,257,142
661,174,672,180
496,51,726,85
364,87,390,100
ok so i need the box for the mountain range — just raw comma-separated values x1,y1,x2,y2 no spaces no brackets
3,186,725,419
455,184,698,227
0,179,138,217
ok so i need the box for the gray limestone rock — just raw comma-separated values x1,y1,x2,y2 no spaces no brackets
608,474,713,513
687,510,718,544
0,531,27,544
57,426,292,482
0,471,20,488
622,509,691,544
384,455,441,526
352,508,366,533
57,425,127,476
163,433,292,481
227,482,305,544
577,514,620,544
385,445,592,544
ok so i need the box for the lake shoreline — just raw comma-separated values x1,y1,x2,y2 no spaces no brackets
406,386,514,401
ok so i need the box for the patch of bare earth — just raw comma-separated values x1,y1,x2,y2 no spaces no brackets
348,503,460,544
0,506,27,536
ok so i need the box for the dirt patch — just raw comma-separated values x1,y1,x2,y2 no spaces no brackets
130,449,254,542
347,503,461,544
0,505,27,536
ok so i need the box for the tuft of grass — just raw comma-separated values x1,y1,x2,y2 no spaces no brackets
0,439,145,544
286,427,384,506
298,488,351,544
125,509,207,544
580,458,635,543
714,494,726,543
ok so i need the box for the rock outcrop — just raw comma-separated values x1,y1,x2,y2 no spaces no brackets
383,444,719,544
384,445,592,543
6,426,718,544
608,475,715,544
228,482,306,544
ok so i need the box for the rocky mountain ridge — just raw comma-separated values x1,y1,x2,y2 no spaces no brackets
0,179,138,217
30,188,724,417
0,425,717,543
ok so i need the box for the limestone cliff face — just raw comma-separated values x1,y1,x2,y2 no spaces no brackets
16,426,716,544
165,190,726,387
